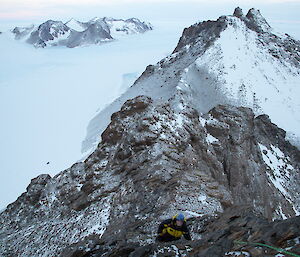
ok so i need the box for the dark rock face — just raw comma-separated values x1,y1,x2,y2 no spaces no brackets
233,7,244,18
204,106,300,219
172,17,227,54
0,95,299,256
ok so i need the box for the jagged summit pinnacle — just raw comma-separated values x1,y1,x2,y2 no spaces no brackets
234,7,271,32
233,7,243,17
172,7,274,54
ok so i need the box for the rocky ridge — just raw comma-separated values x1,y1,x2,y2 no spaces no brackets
0,94,299,256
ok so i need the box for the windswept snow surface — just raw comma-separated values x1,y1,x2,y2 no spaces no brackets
0,21,187,209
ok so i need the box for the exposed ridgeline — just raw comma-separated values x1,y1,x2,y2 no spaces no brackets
0,95,299,256
83,7,300,155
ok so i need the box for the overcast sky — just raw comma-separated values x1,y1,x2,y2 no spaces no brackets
0,0,299,41
0,0,299,20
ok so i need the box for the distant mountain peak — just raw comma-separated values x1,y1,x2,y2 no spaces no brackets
237,7,272,33
12,16,153,48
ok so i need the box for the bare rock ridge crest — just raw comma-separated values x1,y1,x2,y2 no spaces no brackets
0,7,300,257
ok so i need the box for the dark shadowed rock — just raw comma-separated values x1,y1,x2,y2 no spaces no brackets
233,7,244,18
172,17,227,54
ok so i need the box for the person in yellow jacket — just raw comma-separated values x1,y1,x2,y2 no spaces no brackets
156,213,192,242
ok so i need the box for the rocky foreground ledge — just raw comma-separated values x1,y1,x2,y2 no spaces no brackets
62,206,300,257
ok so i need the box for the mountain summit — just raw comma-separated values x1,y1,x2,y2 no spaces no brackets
83,7,300,154
1,8,300,257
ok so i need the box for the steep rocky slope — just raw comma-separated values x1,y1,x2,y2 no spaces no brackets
0,95,299,256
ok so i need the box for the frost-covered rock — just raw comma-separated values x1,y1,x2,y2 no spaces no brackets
0,94,299,256
88,206,299,257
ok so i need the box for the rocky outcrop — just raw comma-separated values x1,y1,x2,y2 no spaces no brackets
0,95,299,256
237,7,300,67
172,15,227,54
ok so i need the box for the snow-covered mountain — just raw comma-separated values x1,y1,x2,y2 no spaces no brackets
103,17,153,37
12,17,152,48
82,7,300,155
12,24,35,40
1,7,300,257
26,20,73,48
